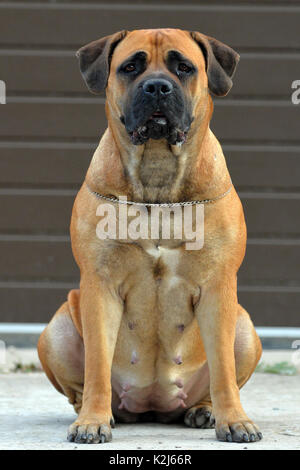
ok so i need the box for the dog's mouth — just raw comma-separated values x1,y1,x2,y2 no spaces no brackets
124,109,189,146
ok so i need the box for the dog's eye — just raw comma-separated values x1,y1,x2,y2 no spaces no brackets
124,63,136,73
178,63,192,73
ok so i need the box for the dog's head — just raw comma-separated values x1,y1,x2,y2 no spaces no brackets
77,29,239,146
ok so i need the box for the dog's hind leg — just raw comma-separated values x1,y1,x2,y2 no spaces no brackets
38,289,85,415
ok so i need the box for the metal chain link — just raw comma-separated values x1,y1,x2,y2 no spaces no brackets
85,181,232,207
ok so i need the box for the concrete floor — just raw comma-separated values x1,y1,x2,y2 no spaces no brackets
0,349,299,450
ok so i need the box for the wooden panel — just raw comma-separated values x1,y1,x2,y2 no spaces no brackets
0,238,78,281
0,191,75,234
233,53,300,98
238,287,300,327
1,191,300,236
240,193,300,237
0,143,299,190
0,50,86,95
225,145,300,191
0,238,299,284
212,101,298,144
0,99,105,140
0,143,93,187
1,283,299,326
2,51,299,98
0,4,300,49
0,100,298,143
0,282,76,323
239,240,300,285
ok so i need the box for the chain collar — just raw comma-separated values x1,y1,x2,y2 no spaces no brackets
85,181,232,207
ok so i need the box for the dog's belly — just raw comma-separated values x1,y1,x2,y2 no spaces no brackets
111,361,209,414
111,380,187,414
110,245,207,414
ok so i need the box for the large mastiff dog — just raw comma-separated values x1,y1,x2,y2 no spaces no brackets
38,28,262,444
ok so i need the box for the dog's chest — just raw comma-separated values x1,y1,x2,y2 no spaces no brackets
112,243,202,392
120,244,197,325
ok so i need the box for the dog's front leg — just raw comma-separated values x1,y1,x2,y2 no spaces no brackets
67,273,123,444
196,276,261,443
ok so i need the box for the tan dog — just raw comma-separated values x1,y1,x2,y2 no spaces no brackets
38,28,262,444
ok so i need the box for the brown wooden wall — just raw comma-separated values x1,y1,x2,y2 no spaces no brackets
0,0,300,326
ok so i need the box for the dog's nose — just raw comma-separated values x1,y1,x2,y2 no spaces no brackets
143,78,173,97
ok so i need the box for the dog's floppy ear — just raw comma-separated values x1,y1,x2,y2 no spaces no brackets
190,32,239,97
76,30,128,94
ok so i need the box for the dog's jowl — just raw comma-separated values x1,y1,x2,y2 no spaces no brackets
38,29,263,444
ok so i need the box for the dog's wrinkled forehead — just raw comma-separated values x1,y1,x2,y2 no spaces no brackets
110,29,205,73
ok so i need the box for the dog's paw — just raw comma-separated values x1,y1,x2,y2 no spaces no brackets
67,418,113,444
184,405,215,429
215,419,262,443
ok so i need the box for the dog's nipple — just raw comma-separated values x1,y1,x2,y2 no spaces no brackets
174,355,183,365
174,378,184,388
130,350,139,365
118,400,125,410
128,321,135,330
120,383,131,398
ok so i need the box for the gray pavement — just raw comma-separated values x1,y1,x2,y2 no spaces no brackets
0,349,299,450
